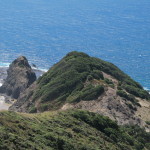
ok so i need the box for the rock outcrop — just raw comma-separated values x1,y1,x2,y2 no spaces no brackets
0,56,36,99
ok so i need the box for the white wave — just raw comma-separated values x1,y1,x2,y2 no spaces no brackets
38,68,48,72
0,62,10,68
32,67,48,72
0,79,4,87
144,87,150,94
0,83,3,87
144,87,150,91
0,61,48,73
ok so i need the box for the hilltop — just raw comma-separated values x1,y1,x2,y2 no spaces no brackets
0,51,150,150
9,52,150,128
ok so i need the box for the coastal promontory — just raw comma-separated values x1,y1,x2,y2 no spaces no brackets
9,52,150,129
0,52,150,150
0,56,36,99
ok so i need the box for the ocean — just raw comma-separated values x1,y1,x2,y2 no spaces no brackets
0,0,150,90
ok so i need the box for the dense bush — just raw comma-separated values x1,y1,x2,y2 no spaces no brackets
75,85,104,102
23,51,149,112
0,110,150,150
29,106,37,113
123,85,150,100
117,90,139,106
117,90,128,99
90,70,104,80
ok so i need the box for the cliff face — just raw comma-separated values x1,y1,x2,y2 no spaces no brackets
9,52,150,129
0,56,36,99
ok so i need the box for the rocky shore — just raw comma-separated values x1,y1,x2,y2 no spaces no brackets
0,95,10,110
0,60,44,110
0,67,11,110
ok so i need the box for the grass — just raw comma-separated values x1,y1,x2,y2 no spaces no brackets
0,109,150,150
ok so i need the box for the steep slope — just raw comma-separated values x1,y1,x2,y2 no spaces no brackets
0,109,150,150
9,52,150,128
0,56,36,99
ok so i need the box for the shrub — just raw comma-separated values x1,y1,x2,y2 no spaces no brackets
29,106,37,113
87,75,93,81
145,121,150,125
104,78,113,85
91,70,104,80
117,90,128,99
124,85,150,100
117,90,139,106
0,110,150,149
71,85,104,102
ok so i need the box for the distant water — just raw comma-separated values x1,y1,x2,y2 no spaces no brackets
0,0,149,89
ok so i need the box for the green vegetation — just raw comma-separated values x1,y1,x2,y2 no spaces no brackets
146,121,150,125
123,85,150,100
21,51,149,112
2,52,150,150
67,84,104,102
117,90,140,106
104,78,114,88
0,110,149,150
18,63,25,68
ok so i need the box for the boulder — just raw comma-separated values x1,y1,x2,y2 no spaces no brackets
0,56,36,99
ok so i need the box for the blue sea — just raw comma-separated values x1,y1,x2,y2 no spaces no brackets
0,0,149,89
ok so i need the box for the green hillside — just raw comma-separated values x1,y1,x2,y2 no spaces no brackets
20,51,149,113
0,109,150,150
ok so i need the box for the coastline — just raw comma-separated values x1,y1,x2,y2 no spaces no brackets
144,87,150,94
0,93,15,110
0,66,9,110
0,63,149,111
0,65,45,110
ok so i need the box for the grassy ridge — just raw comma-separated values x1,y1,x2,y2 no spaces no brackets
0,110,150,150
26,51,149,112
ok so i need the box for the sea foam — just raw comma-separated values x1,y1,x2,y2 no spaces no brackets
0,62,10,68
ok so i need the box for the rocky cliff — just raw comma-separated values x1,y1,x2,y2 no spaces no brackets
0,56,36,99
9,52,150,129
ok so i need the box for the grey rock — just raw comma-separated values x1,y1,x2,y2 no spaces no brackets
0,56,36,99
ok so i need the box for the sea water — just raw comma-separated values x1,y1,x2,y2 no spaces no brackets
0,0,149,90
